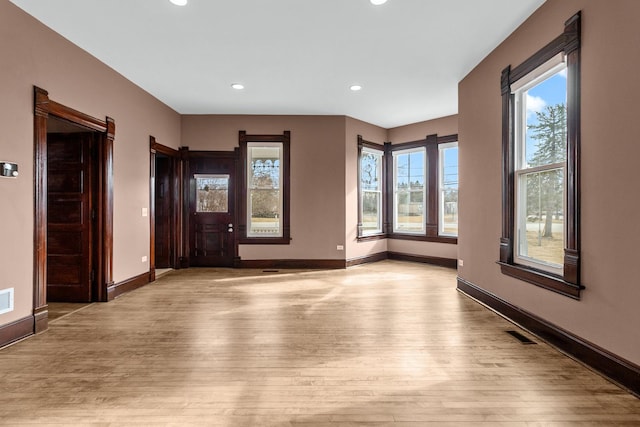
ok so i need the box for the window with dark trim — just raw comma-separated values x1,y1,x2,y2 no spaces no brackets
356,134,458,244
439,141,459,237
239,130,291,244
498,12,582,299
357,136,386,239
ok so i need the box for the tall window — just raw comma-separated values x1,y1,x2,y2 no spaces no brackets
393,148,426,234
513,56,566,275
359,146,384,236
499,12,581,298
438,142,458,237
239,131,290,244
247,143,283,237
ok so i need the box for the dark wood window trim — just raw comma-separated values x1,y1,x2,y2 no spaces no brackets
385,134,458,245
499,12,583,299
238,130,291,245
33,86,115,333
357,135,386,241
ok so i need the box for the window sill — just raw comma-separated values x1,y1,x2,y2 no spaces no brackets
239,237,291,245
498,261,583,299
389,233,458,244
357,233,386,242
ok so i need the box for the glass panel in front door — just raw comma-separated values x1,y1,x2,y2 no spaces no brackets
195,174,229,213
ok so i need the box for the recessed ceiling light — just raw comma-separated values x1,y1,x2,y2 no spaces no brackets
231,83,245,90
370,0,388,5
350,85,363,91
169,0,187,6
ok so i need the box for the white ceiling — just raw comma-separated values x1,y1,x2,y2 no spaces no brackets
11,0,545,128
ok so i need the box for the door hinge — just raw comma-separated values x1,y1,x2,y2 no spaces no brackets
90,269,95,282
91,209,97,221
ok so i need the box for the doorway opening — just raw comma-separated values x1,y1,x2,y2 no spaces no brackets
149,137,182,280
33,87,114,333
46,116,99,303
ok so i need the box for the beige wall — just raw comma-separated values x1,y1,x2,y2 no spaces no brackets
0,1,181,325
388,114,458,144
182,115,347,260
458,0,640,364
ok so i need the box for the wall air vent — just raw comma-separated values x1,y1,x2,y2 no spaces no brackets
0,288,14,315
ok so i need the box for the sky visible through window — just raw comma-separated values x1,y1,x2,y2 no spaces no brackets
443,147,458,189
525,70,567,164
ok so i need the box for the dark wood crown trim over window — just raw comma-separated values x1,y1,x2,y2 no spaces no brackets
238,130,291,245
498,12,582,299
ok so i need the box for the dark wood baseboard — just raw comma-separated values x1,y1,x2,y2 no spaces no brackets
388,252,457,269
238,259,346,269
106,271,152,301
457,277,640,397
0,316,34,349
346,252,388,267
33,305,48,333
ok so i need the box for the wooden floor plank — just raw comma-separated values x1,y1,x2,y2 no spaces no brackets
0,260,638,425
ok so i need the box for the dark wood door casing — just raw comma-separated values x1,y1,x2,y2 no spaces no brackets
149,136,182,281
34,86,114,333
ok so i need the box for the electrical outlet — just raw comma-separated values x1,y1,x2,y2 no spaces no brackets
458,259,464,267
141,256,148,263
336,245,344,251
141,208,148,217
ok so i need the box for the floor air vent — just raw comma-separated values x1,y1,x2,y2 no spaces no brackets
506,330,537,345
263,270,279,273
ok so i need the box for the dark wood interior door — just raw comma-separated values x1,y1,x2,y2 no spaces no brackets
189,153,236,267
47,133,95,302
154,154,172,268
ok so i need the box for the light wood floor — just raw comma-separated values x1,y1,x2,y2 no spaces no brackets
47,302,93,322
1,261,638,426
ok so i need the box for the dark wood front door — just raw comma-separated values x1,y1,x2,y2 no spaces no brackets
46,133,95,302
189,153,236,267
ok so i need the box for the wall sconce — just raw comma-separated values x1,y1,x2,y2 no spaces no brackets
0,162,18,178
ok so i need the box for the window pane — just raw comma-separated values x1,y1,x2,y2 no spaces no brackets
394,149,425,234
362,191,381,233
248,144,282,237
195,175,229,213
522,68,567,168
361,151,381,191
360,149,383,236
439,144,458,236
249,189,280,235
517,168,564,268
